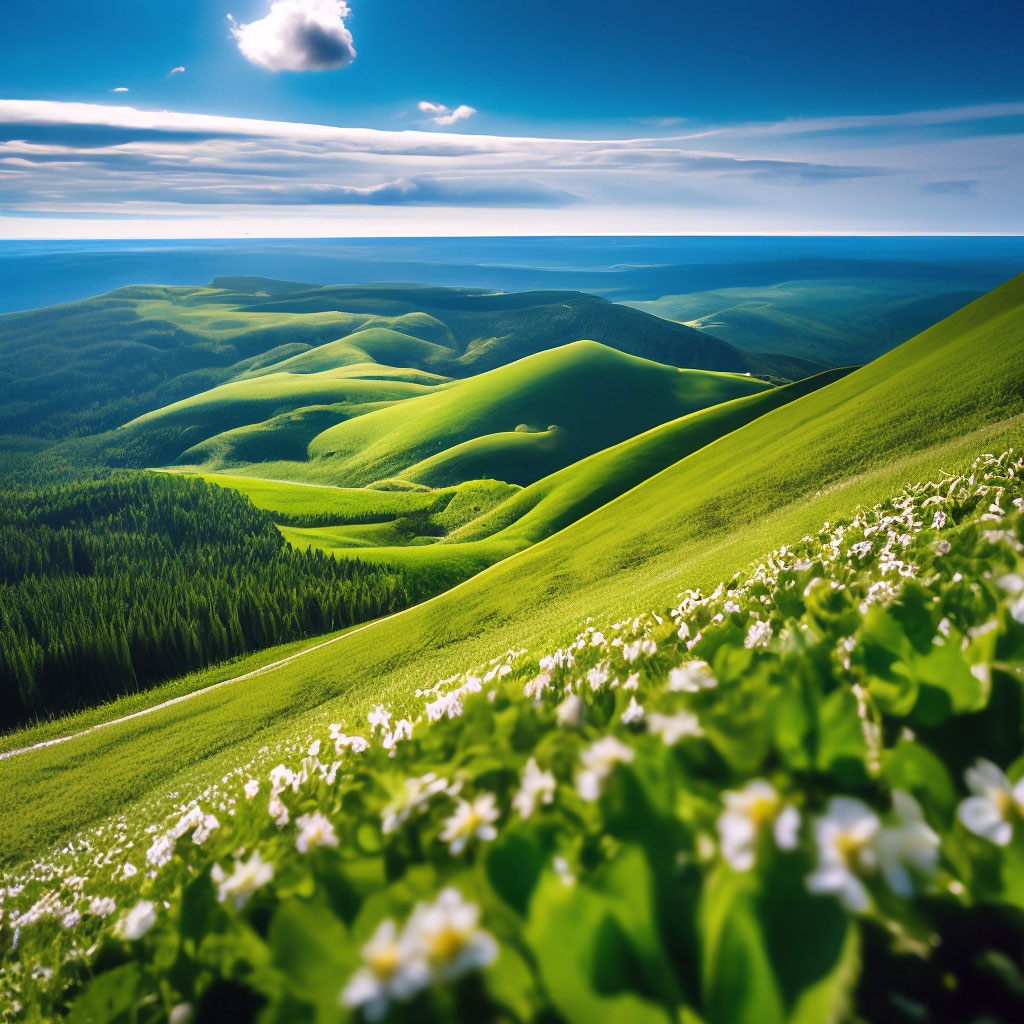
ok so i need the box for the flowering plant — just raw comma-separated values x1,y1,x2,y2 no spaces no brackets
3,448,1024,1022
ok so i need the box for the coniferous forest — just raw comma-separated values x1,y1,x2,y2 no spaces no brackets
0,473,413,728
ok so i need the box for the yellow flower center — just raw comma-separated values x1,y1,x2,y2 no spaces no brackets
368,943,402,980
427,926,467,963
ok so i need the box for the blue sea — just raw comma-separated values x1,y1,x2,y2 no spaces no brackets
0,236,1022,314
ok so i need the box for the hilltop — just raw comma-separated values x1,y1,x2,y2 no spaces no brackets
0,280,819,446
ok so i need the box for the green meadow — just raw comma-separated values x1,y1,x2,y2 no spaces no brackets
2,272,1022,866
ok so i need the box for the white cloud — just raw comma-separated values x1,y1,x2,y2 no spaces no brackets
110,88,129,93
418,101,477,127
0,98,1020,235
228,0,355,72
170,66,186,76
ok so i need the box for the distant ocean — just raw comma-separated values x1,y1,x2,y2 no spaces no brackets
0,236,1022,314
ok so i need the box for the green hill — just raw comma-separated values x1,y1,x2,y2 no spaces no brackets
0,280,818,449
3,276,1020,868
626,277,987,363
305,341,771,486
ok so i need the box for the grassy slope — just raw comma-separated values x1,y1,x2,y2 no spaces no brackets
2,280,816,445
121,371,438,465
306,341,770,486
2,276,1022,864
282,368,851,588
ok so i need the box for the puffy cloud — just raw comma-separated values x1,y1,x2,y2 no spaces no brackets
110,88,129,93
418,101,477,127
170,66,186,75
229,0,356,72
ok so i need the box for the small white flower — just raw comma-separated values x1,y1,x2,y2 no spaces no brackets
523,671,551,700
211,850,274,909
295,811,339,853
620,696,645,726
61,908,81,929
368,705,392,735
668,660,717,692
381,773,455,834
555,693,584,728
806,798,880,912
243,778,259,800
169,1004,195,1024
440,793,500,855
308,739,321,758
145,834,174,868
647,710,704,745
115,900,156,940
874,792,940,897
88,896,117,918
957,759,1024,846
341,918,430,1022
513,758,556,819
717,780,800,871
405,888,498,981
586,664,610,691
121,862,138,879
193,814,219,846
622,641,642,663
744,619,773,649
576,736,634,801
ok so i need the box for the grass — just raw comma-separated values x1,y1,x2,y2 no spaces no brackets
180,472,454,522
1,279,816,444
0,631,356,757
306,341,770,486
1,273,1021,866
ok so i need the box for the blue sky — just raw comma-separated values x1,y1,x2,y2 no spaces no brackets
0,0,1021,236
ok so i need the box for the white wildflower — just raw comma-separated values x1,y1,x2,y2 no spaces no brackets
744,619,773,649
512,758,556,819
295,811,339,853
115,900,156,940
874,792,940,897
440,793,500,855
405,888,498,981
341,918,430,1022
957,759,1024,846
620,696,645,726
647,709,704,745
555,693,584,728
717,780,800,871
244,778,259,800
806,798,880,912
145,834,174,869
668,660,716,692
576,736,634,801
212,850,274,909
368,705,392,735
88,896,116,918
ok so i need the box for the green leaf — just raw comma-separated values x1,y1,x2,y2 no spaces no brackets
524,869,674,1024
268,898,351,1010
67,963,141,1024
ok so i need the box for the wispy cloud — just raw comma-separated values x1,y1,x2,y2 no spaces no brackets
110,88,129,94
0,99,1020,235
228,0,355,72
418,101,477,127
169,66,186,76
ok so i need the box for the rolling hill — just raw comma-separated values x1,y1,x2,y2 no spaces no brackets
303,342,771,486
3,273,1021,869
0,280,820,449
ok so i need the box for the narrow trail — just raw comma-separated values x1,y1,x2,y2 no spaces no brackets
0,611,397,763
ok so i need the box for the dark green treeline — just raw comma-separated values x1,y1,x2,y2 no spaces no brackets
0,473,413,728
